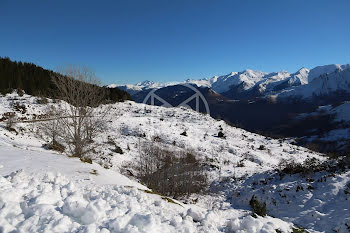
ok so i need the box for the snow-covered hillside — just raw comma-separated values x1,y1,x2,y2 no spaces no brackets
332,101,350,122
210,70,267,94
1,92,349,232
308,64,350,83
278,67,350,99
294,101,350,146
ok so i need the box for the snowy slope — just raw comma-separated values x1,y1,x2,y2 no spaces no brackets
287,102,350,148
289,67,309,85
332,101,350,122
252,71,291,94
308,64,350,83
1,92,350,232
0,145,145,188
0,93,303,233
273,68,310,91
0,92,323,180
210,70,267,93
277,67,350,99
300,102,350,144
221,169,350,233
0,167,296,233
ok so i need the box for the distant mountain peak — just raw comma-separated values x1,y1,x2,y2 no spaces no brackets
136,80,156,86
298,67,308,71
241,69,264,75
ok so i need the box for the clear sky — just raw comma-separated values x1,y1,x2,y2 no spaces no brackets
1,0,350,85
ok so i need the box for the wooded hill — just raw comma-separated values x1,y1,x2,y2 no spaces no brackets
0,57,131,102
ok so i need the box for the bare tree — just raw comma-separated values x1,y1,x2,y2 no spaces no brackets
46,65,109,158
37,105,64,152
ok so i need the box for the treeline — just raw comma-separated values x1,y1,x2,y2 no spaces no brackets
0,57,131,102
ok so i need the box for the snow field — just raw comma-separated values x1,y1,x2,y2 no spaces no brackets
0,92,341,232
0,169,295,233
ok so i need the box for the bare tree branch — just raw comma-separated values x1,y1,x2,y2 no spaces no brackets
39,65,110,158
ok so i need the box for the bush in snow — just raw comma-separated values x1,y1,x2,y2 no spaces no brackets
136,141,207,198
152,135,162,142
218,131,225,138
107,136,124,154
43,140,65,153
80,157,93,164
13,102,27,114
4,112,16,130
180,131,187,136
249,195,267,217
17,88,25,97
37,106,64,151
278,158,332,177
36,96,48,104
237,160,245,167
113,145,124,154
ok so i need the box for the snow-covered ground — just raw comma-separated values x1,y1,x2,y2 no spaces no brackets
0,92,349,232
215,167,350,233
295,102,350,145
0,147,295,233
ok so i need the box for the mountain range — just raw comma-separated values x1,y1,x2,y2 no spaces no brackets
112,63,350,101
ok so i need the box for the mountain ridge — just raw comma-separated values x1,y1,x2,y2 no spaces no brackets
111,63,350,100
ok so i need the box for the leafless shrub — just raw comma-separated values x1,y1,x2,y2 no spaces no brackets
237,159,245,167
37,106,65,152
39,65,110,158
136,141,207,198
120,124,143,137
4,112,16,130
106,137,124,154
277,158,338,176
37,96,48,104
17,89,25,97
13,102,27,114
218,131,225,138
152,135,162,142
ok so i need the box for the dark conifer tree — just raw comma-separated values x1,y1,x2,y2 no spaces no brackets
0,57,131,102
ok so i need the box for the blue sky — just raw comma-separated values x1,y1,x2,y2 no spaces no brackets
1,0,350,85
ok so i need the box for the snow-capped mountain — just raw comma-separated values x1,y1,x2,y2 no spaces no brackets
183,78,214,88
110,63,350,101
254,71,291,92
109,80,181,96
107,80,162,89
210,70,267,94
220,70,292,99
308,64,350,82
277,66,350,100
213,64,350,99
273,68,309,91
